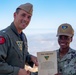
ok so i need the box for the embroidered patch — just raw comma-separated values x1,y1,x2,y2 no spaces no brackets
16,41,23,51
62,26,68,29
0,36,6,44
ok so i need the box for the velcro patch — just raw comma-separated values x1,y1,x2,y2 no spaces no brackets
0,36,6,44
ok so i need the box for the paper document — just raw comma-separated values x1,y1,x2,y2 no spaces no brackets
37,51,57,75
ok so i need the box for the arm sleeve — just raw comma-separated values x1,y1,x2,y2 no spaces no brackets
0,34,20,75
26,53,34,67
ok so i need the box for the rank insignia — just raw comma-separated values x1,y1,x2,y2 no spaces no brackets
62,26,68,30
16,41,23,51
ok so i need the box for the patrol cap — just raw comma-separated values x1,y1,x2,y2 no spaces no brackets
17,3,33,15
57,23,74,37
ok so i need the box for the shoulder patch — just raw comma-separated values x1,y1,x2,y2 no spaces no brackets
0,36,6,44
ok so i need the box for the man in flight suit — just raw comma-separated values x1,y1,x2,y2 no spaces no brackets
0,3,38,75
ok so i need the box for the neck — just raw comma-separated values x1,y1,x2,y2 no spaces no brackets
17,30,22,34
59,47,69,56
14,22,22,34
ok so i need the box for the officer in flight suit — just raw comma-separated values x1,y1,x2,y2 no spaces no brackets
0,3,38,75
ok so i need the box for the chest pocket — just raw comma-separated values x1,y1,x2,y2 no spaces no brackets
9,38,24,58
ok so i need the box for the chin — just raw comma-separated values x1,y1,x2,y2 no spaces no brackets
60,46,66,49
22,26,26,29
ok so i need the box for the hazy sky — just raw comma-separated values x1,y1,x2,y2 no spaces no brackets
0,0,76,33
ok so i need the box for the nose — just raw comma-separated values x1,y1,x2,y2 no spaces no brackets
60,38,66,42
24,16,29,21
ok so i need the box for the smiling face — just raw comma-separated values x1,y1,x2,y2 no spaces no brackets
58,35,72,49
14,9,32,33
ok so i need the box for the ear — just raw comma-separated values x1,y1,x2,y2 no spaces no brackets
14,12,16,18
70,37,73,42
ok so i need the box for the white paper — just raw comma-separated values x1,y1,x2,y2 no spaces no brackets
37,51,57,75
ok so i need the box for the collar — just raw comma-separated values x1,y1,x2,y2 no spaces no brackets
10,22,23,37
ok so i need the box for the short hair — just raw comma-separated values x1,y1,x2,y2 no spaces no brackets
15,8,21,14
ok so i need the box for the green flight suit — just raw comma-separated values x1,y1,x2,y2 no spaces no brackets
0,22,33,75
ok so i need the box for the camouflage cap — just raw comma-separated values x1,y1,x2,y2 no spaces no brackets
17,3,33,15
57,23,74,37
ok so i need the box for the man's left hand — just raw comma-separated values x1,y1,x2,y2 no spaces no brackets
31,55,38,66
